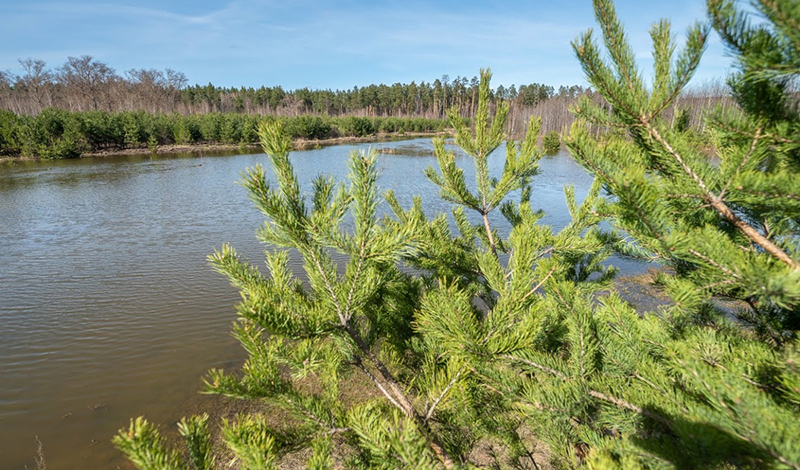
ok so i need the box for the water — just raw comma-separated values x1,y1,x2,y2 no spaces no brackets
0,139,646,469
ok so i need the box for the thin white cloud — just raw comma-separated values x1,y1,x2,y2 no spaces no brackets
22,1,217,25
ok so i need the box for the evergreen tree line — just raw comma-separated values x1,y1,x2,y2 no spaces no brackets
114,0,800,469
0,110,448,159
0,56,740,160
0,81,737,160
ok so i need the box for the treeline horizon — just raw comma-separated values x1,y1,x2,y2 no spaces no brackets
0,55,594,118
0,55,740,160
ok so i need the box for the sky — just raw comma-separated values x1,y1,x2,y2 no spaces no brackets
0,0,736,91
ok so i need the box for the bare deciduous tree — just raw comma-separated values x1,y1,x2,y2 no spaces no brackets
57,55,118,111
16,58,53,113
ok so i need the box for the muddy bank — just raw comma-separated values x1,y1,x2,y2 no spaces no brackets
291,132,445,150
0,132,447,165
613,268,747,315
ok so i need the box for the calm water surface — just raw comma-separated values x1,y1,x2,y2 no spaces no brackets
0,139,645,469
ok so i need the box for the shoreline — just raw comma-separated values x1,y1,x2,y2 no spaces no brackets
0,132,447,164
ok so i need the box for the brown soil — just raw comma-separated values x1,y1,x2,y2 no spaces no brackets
291,132,445,151
0,132,447,165
162,362,554,470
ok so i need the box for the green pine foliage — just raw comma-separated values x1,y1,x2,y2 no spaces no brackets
114,68,606,469
115,1,800,469
543,131,561,153
567,0,799,341
0,110,447,159
557,0,800,467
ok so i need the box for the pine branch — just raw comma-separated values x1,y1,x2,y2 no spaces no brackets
353,358,405,411
502,354,673,425
719,125,764,199
481,211,499,259
343,250,366,323
344,323,456,468
424,368,464,423
501,355,567,380
309,249,346,324
518,266,558,304
645,120,799,268
687,249,744,280
586,390,672,426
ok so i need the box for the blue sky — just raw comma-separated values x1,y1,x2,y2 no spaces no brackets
0,0,734,91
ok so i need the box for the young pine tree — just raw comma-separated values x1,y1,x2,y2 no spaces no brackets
113,69,612,469
542,0,800,467
567,0,799,342
114,2,800,469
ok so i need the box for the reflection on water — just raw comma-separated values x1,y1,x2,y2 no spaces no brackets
0,139,647,469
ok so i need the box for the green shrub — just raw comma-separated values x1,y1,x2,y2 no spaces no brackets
542,130,560,152
198,113,222,142
173,116,194,144
337,116,376,137
21,108,88,159
239,115,259,144
0,109,446,158
282,115,335,140
0,109,22,156
122,111,147,149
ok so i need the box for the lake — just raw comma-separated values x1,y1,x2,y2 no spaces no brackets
0,138,645,469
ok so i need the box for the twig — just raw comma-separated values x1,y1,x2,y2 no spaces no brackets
501,354,567,380
482,211,499,259
425,368,464,423
518,266,558,304
587,390,671,426
353,359,404,412
645,121,798,269
687,249,743,280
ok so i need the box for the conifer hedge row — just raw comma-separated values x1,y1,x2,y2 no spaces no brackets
0,110,448,159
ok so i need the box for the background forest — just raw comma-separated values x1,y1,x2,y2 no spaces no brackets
0,55,732,159
0,57,585,117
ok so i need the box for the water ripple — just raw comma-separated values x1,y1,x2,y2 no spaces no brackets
0,140,645,469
